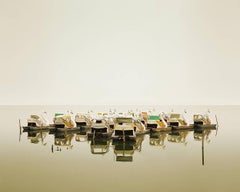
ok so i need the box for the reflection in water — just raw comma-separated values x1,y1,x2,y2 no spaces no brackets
112,135,144,162
75,127,91,142
167,131,189,145
90,138,110,154
26,130,48,145
149,132,167,149
51,132,74,152
113,141,135,162
21,128,216,165
194,129,214,165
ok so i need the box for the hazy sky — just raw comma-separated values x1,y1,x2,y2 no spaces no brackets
0,0,239,105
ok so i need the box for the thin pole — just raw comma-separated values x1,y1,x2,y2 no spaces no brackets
19,119,22,142
202,131,205,166
215,115,219,129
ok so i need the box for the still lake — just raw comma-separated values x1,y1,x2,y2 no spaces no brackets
0,105,239,192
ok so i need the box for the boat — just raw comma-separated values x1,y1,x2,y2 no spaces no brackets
112,117,136,141
104,114,115,129
75,113,92,128
53,113,75,128
193,114,217,129
51,113,81,133
133,118,150,135
23,113,54,131
165,113,193,130
87,118,112,139
139,111,148,126
146,115,172,132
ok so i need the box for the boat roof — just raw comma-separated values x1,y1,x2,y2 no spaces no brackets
116,117,133,123
149,115,159,120
169,113,181,118
55,113,64,117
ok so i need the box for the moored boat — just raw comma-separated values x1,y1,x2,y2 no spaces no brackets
23,113,54,131
193,114,217,129
146,115,172,132
75,113,92,128
165,113,193,130
112,117,136,141
87,118,112,139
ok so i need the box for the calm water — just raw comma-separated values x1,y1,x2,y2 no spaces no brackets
0,105,239,192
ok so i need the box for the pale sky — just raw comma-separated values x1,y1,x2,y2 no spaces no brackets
0,0,239,105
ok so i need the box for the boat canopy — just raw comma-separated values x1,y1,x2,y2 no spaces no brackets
30,115,40,119
116,117,133,123
170,114,181,119
55,113,64,117
149,115,159,120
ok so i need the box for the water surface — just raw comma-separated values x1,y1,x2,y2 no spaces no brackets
0,105,239,192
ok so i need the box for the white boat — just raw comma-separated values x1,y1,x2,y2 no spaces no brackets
88,118,112,139
53,113,75,129
75,113,92,127
164,113,192,130
23,113,52,131
193,114,217,129
112,117,136,141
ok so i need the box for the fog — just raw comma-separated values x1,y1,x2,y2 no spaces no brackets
1,0,239,105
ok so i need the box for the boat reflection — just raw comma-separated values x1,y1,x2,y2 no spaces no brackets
167,131,189,145
149,132,167,149
51,132,74,152
113,141,134,162
90,138,110,155
112,135,144,162
194,129,215,165
20,127,216,164
25,130,47,145
194,129,212,143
